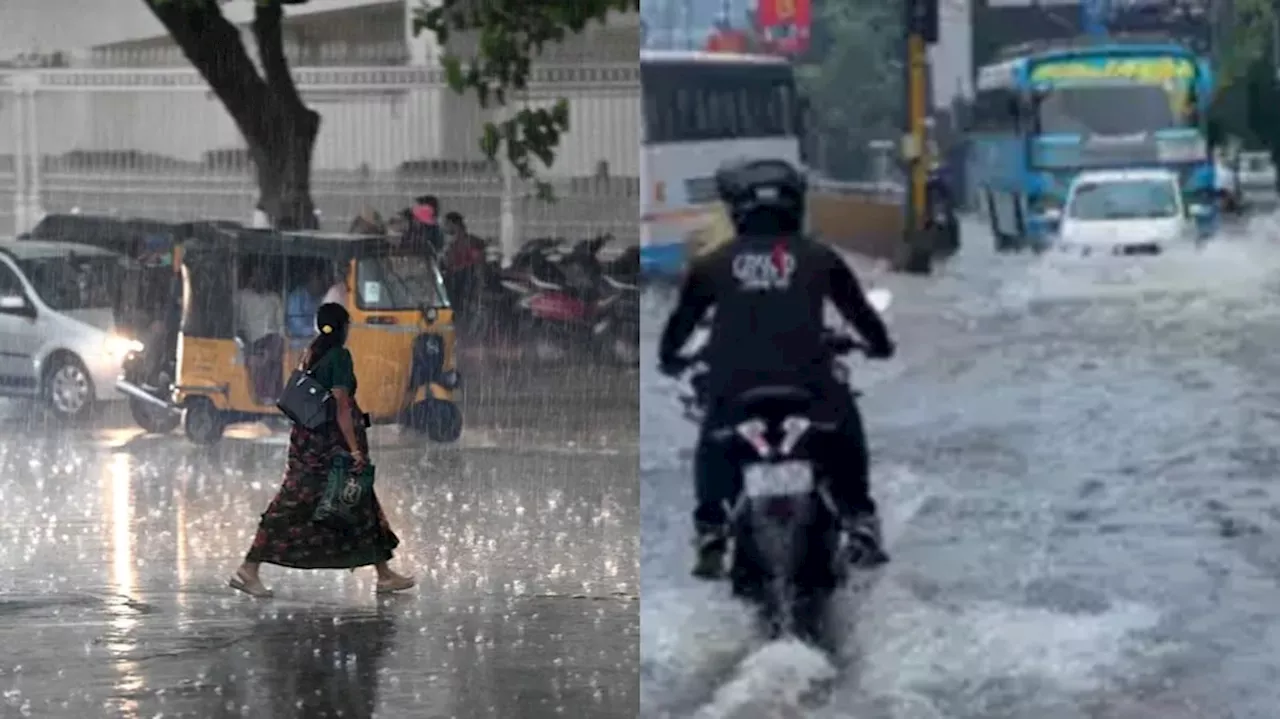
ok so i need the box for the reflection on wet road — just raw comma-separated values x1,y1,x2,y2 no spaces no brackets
642,219,1280,718
1,364,638,718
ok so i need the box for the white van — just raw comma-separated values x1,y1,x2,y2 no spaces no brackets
0,241,143,419
1055,169,1211,256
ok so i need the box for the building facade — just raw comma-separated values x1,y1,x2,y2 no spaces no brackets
0,0,640,238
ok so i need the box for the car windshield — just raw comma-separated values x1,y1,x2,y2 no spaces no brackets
1068,179,1181,220
17,255,128,311
355,254,449,311
1036,84,1180,135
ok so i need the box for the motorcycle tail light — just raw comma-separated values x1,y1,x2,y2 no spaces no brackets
735,419,771,458
779,416,810,456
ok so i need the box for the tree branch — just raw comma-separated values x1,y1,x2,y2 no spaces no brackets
142,0,270,143
414,0,638,197
251,0,306,109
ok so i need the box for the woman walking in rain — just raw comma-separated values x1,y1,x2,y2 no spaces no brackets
229,302,415,598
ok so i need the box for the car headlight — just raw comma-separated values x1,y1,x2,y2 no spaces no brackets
105,335,145,360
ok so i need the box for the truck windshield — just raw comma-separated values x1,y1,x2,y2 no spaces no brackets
355,254,449,311
1036,84,1179,136
18,255,128,312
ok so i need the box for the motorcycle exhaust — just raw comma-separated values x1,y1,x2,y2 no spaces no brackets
116,379,179,413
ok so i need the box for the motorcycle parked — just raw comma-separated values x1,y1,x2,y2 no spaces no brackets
500,234,635,363
677,288,892,647
592,243,640,366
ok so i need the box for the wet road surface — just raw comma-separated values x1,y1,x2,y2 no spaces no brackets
2,361,638,719
641,218,1280,718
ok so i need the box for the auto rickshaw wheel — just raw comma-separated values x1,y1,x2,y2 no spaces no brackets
183,396,225,444
130,397,181,434
413,399,463,443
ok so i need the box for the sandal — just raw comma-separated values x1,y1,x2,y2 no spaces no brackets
228,568,274,598
375,574,416,594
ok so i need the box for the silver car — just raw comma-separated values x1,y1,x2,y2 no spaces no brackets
0,240,143,419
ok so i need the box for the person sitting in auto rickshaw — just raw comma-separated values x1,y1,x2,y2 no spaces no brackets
286,264,328,341
235,265,285,403
322,262,348,307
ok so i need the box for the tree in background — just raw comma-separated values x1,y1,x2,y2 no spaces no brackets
797,0,901,180
1210,0,1280,199
1209,0,1280,173
143,0,637,229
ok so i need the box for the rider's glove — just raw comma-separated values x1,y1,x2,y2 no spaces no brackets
865,340,895,360
659,355,686,378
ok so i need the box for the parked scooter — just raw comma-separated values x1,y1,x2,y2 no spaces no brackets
499,234,635,363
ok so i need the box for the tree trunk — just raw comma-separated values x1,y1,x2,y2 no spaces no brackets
250,108,320,230
142,0,321,230
249,1,320,230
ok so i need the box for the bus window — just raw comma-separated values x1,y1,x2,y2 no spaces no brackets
642,60,798,144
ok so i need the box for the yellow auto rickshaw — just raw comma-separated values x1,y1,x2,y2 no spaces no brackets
162,226,460,445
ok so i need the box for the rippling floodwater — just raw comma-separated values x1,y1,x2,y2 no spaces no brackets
642,216,1280,718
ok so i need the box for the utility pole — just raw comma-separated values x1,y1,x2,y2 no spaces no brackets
901,0,939,273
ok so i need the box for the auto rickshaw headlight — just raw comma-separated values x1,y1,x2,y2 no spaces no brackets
425,307,438,323
105,335,145,361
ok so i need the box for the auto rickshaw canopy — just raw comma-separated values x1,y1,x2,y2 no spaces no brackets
179,225,438,262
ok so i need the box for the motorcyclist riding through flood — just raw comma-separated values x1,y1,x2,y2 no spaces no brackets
657,157,897,579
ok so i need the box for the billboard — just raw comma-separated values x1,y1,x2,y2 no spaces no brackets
971,0,1213,71
755,0,813,55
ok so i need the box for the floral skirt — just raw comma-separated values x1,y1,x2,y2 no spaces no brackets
245,418,399,569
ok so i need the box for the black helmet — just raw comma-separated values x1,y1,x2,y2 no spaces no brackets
714,158,807,228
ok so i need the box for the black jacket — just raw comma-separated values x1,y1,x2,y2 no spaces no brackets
659,233,894,401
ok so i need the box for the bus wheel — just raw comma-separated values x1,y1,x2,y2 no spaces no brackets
184,397,225,445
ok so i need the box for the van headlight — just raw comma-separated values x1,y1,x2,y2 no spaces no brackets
104,335,145,360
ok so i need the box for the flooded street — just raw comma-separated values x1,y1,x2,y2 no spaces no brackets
641,218,1280,718
1,363,638,719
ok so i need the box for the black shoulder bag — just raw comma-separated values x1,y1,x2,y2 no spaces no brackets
277,364,333,430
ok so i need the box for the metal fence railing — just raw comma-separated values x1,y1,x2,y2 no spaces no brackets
0,65,640,250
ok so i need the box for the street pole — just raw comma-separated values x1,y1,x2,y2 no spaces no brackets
907,33,928,234
900,0,937,274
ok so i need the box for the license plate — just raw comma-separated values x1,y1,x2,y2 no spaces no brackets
743,461,813,498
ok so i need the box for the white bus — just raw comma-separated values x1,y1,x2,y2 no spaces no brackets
640,50,803,278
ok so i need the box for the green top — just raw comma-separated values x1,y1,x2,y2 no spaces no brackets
311,346,357,396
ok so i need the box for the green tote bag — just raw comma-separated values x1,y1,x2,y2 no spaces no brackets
313,453,376,528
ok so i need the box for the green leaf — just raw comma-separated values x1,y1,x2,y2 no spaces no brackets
413,0,635,200
441,55,464,92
